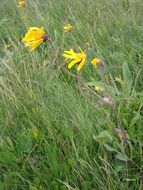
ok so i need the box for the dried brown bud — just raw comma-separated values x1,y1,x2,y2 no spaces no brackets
100,97,113,106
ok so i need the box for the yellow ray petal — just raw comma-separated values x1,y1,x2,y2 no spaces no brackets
77,58,85,71
68,58,81,69
29,39,43,51
63,49,75,54
91,58,101,68
22,27,45,42
62,53,77,59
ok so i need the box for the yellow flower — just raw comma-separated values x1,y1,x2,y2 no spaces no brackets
17,0,25,8
22,27,48,51
63,24,73,32
63,49,87,71
91,58,102,68
95,86,104,93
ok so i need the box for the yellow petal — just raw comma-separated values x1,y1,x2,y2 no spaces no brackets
22,27,45,42
68,58,80,69
17,0,25,8
64,49,75,54
63,24,73,32
63,53,77,59
77,58,85,71
29,39,43,51
28,27,41,31
91,58,101,67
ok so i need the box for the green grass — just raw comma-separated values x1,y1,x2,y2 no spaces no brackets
0,0,143,189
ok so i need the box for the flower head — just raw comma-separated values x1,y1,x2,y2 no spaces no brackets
63,24,73,32
63,49,87,71
17,0,25,8
91,58,102,68
95,86,104,93
22,27,48,51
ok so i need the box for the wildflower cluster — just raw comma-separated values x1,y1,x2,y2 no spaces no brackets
21,23,101,72
16,0,105,97
17,0,102,72
3,1,127,167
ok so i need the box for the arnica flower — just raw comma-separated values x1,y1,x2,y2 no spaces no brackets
95,86,104,93
91,58,102,68
22,27,48,51
63,49,87,71
63,24,73,32
17,0,25,8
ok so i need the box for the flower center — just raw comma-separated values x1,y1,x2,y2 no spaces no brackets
43,35,48,42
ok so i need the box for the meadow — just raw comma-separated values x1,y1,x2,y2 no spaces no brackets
0,0,143,189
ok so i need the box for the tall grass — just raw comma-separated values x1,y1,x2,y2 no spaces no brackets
0,0,143,189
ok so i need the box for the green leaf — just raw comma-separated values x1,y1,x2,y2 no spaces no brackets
29,184,38,190
122,61,132,91
125,178,137,182
87,81,104,88
32,126,39,140
5,136,15,151
115,153,128,161
103,143,118,152
93,130,113,143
